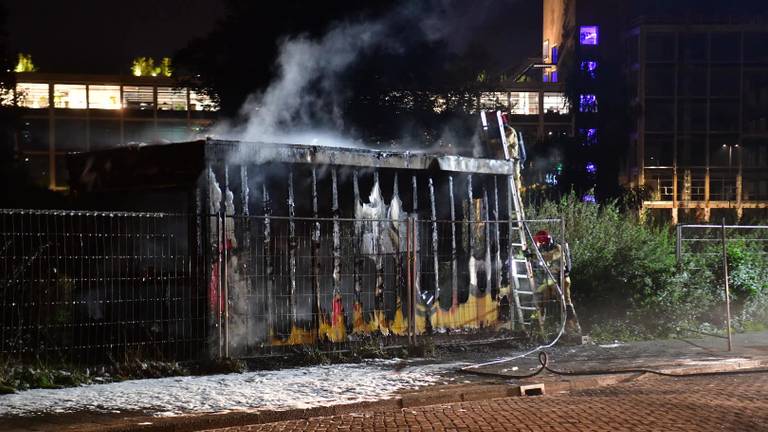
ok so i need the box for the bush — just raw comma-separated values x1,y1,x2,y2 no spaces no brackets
527,193,768,340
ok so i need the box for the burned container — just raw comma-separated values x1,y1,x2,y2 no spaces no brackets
68,138,526,357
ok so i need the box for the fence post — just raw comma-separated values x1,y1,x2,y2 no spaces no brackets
675,224,683,264
215,212,223,359
406,216,413,346
222,211,229,358
560,217,566,303
721,218,733,352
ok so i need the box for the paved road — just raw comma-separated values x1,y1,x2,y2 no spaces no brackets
208,372,768,432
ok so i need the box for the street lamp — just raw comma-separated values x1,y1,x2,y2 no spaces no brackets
722,144,740,208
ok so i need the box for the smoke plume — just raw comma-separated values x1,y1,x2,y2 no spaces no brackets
215,0,519,159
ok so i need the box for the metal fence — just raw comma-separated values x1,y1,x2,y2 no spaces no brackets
676,222,768,350
1,209,564,363
214,214,564,358
0,210,208,363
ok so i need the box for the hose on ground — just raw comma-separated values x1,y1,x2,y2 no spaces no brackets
461,350,768,379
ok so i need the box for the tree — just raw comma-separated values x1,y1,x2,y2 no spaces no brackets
13,53,36,73
131,57,172,77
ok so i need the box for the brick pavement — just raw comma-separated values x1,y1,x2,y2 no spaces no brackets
208,372,768,432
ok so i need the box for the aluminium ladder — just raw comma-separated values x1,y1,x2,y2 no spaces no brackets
481,110,538,328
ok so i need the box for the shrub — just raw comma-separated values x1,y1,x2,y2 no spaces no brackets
527,193,768,340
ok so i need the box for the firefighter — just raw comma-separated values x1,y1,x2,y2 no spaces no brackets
504,124,527,190
533,230,581,335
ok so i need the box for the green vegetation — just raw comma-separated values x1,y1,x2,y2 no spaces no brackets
131,56,173,77
528,193,768,342
13,53,37,73
0,358,189,393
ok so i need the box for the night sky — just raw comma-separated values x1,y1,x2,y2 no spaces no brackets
3,0,541,77
4,0,227,74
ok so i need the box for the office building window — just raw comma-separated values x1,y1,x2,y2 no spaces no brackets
579,94,598,113
157,87,187,111
543,92,568,114
542,39,550,62
123,86,155,110
190,90,218,111
644,134,674,166
579,26,599,46
479,92,509,110
88,85,121,110
53,84,87,109
509,92,539,115
646,32,676,62
580,128,597,146
580,61,597,78
551,70,558,83
16,83,49,108
551,46,558,64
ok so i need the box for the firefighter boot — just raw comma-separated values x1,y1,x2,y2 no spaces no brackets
565,304,582,335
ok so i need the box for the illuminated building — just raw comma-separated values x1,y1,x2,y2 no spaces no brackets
10,73,218,190
543,0,768,222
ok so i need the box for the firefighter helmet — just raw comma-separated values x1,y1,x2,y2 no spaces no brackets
533,230,552,246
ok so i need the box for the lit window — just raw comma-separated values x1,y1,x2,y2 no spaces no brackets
157,87,187,111
551,70,558,83
88,85,121,110
543,39,550,62
0,87,12,107
190,90,218,111
580,26,599,46
551,46,559,64
586,162,597,174
543,93,569,114
579,94,598,113
123,86,154,110
545,173,558,185
580,128,597,146
543,71,550,82
580,61,598,78
16,83,49,108
479,92,509,111
509,92,539,115
54,84,87,109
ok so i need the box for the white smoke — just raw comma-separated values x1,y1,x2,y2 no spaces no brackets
215,0,511,161
215,19,390,154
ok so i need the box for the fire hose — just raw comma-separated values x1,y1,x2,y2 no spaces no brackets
461,350,768,379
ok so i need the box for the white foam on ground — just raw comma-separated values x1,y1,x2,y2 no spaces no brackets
0,360,465,417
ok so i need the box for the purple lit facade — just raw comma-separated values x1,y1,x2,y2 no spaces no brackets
584,128,597,146
579,94,598,113
580,61,597,78
579,26,599,45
